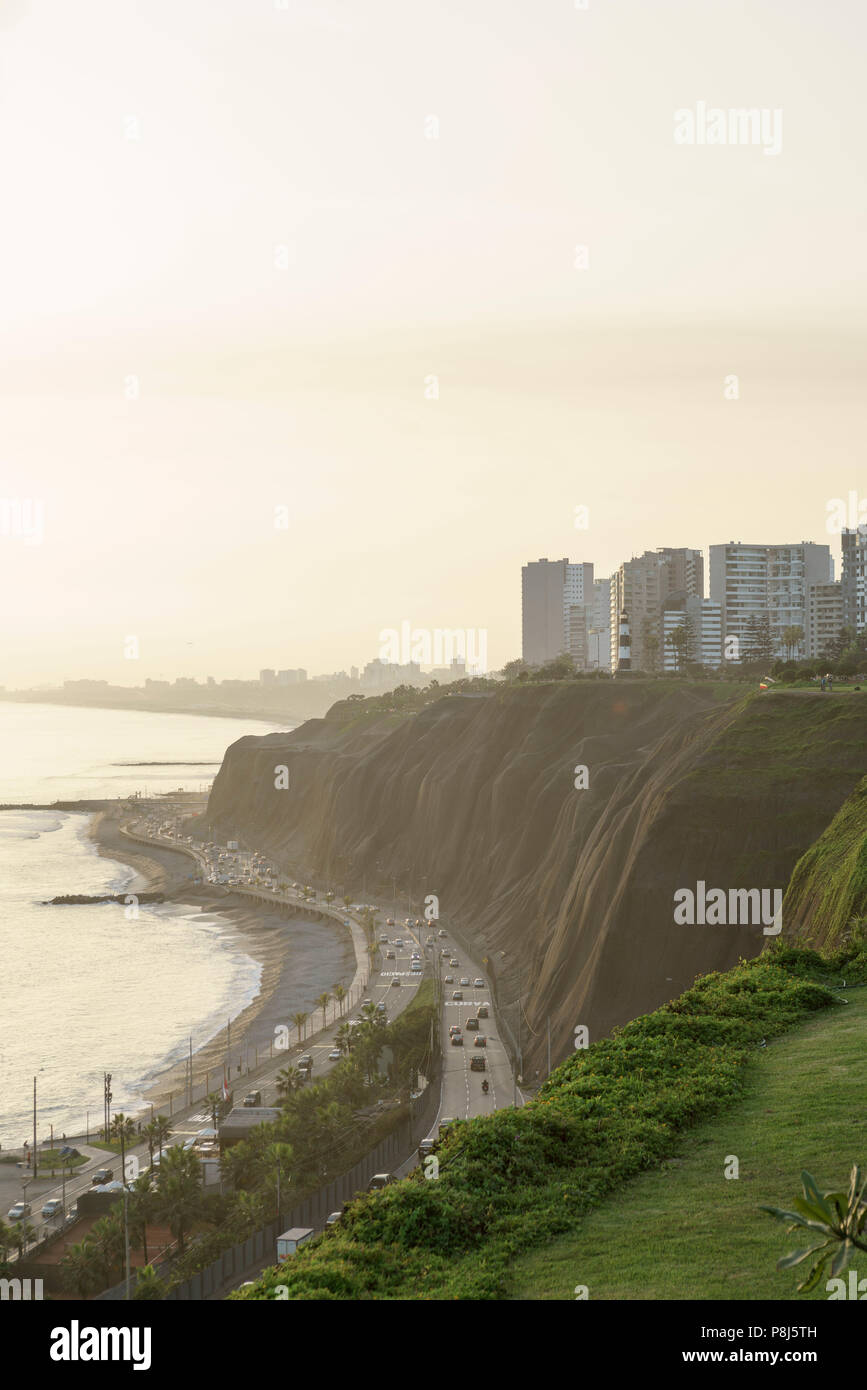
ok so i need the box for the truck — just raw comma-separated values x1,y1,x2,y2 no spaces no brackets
276,1227,314,1260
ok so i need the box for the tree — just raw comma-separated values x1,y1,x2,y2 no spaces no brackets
202,1092,222,1130
0,1219,12,1266
292,1011,308,1045
335,1023,354,1055
333,984,347,1016
128,1172,158,1266
316,992,331,1028
262,1141,294,1217
90,1209,124,1285
643,631,661,673
501,659,528,680
151,1115,172,1159
761,1166,867,1293
781,625,805,662
10,1218,36,1260
110,1113,137,1185
276,1066,303,1099
132,1264,168,1300
665,624,691,673
743,613,773,664
153,1145,203,1255
61,1238,106,1296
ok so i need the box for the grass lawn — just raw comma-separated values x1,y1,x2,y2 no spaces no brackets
507,985,867,1300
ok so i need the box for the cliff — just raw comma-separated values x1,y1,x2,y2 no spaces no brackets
204,683,867,1070
781,772,867,949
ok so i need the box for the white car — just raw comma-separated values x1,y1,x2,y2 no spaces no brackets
42,1199,64,1219
328,1048,341,1061
474,979,484,989
8,1202,31,1221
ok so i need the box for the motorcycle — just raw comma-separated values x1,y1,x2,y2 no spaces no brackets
481,1079,489,1094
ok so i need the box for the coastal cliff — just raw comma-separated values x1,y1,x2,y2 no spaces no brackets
204,683,867,1070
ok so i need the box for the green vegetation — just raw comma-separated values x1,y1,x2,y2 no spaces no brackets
232,934,867,1300
783,774,867,950
761,1165,867,1294
509,984,867,1299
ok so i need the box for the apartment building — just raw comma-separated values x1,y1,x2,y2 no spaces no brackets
805,582,844,660
842,526,867,634
661,594,723,670
609,548,704,671
522,558,603,669
709,542,833,662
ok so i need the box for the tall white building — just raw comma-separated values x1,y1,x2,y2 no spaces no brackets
661,595,722,670
522,558,603,669
709,542,833,662
842,526,867,634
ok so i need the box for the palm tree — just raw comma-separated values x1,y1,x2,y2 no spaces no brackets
202,1091,222,1129
132,1264,167,1300
61,1238,106,1296
153,1145,202,1255
333,983,347,1016
0,1218,12,1266
151,1115,172,1159
275,1066,303,1099
128,1173,157,1266
292,1011,308,1045
110,1113,138,1184
316,992,331,1028
11,1219,36,1260
335,1023,353,1055
90,1210,125,1285
263,1141,294,1217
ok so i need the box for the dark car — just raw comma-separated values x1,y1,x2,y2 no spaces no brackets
243,1090,262,1107
470,1055,487,1071
474,1034,487,1047
368,1172,395,1192
477,1004,489,1018
450,1032,464,1046
465,1017,479,1031
91,1168,114,1185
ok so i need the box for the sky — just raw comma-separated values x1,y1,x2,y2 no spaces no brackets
0,0,864,684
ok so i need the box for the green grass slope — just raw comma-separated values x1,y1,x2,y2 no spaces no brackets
508,981,867,1299
232,934,866,1301
782,773,867,950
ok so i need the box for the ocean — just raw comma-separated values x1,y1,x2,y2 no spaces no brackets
0,702,342,1147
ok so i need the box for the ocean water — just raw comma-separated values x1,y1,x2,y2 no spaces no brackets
0,702,345,1147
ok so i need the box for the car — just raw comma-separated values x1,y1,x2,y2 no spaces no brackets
243,1090,262,1107
470,1055,487,1072
376,1002,387,1014
386,918,395,926
391,977,401,987
440,947,450,957
449,958,460,967
386,949,395,959
394,938,404,947
367,1173,395,1192
449,1024,462,1036
474,1034,487,1047
452,990,463,1001
438,927,447,936
438,1118,455,1139
91,1168,114,1185
298,1056,313,1068
477,1004,489,1018
417,1138,436,1164
474,979,484,989
451,1032,464,1046
8,1202,31,1221
426,935,435,945
328,1048,342,1061
411,952,420,960
379,935,389,944
325,1211,342,1226
465,1017,479,1030
444,975,454,984
460,977,470,987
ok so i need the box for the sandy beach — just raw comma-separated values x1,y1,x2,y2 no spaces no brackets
88,800,356,1116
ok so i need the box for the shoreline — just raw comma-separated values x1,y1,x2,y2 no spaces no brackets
85,801,356,1118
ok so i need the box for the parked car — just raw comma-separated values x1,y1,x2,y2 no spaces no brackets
470,1055,487,1071
8,1202,31,1221
474,1035,487,1047
478,1004,489,1018
367,1173,395,1192
42,1198,64,1219
243,1090,262,1107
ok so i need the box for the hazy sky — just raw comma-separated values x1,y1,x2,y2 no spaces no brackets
0,0,864,684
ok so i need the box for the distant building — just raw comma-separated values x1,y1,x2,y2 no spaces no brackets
259,669,276,685
609,548,704,671
661,594,723,670
841,526,867,634
806,581,844,659
360,658,421,689
522,558,597,668
276,669,307,684
709,542,833,662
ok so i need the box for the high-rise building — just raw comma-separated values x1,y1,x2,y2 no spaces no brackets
841,526,867,634
609,548,704,671
259,669,276,685
805,582,844,660
709,542,832,662
590,578,611,671
661,594,722,670
522,558,597,668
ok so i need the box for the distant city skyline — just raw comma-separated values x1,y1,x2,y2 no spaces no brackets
1,1,864,685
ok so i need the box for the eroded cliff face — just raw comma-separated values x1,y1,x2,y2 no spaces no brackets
205,684,867,1070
